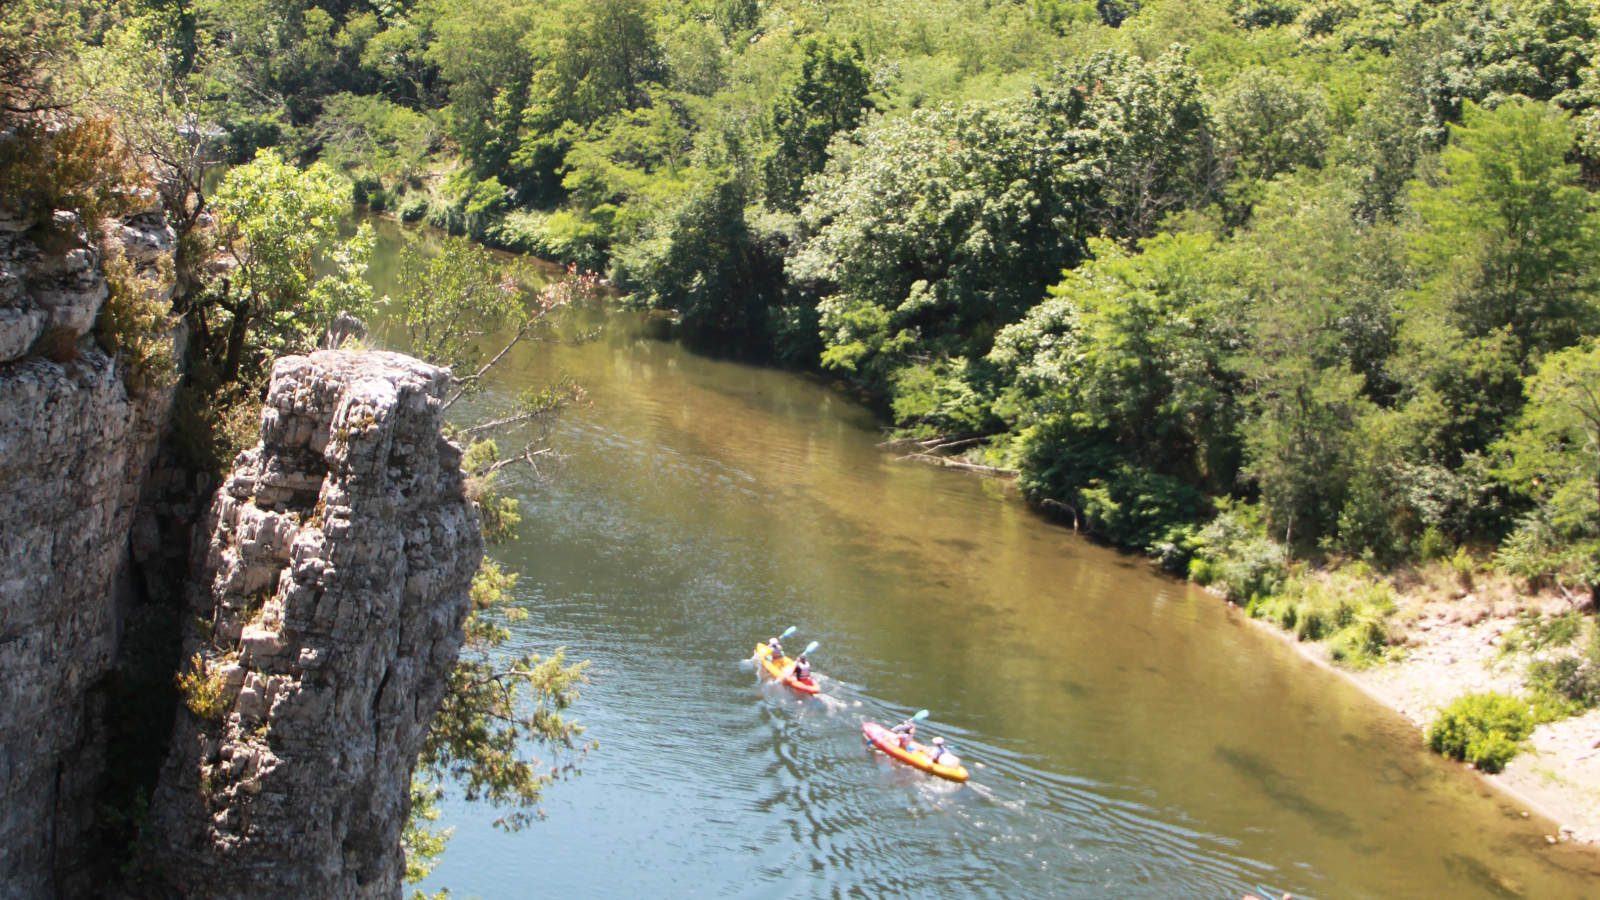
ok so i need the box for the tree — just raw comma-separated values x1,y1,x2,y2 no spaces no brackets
992,233,1241,546
792,88,1097,391
1497,341,1600,601
1409,99,1600,361
1214,67,1327,189
205,150,375,384
762,36,876,211
386,238,598,872
611,174,791,355
1078,46,1219,241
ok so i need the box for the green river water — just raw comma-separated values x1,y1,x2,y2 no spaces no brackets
358,219,1600,899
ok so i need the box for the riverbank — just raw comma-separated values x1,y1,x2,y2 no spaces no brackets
1237,564,1600,848
911,445,1600,850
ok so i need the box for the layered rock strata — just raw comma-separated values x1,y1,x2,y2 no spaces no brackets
0,207,179,900
147,350,483,900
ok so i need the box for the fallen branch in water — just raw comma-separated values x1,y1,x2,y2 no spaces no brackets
876,433,996,452
894,453,1018,477
1038,498,1081,532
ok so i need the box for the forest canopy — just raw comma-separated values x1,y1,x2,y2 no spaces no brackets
43,0,1600,599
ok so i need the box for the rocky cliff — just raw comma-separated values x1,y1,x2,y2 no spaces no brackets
145,350,483,900
0,205,180,898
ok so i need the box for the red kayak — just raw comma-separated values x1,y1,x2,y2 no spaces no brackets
863,721,969,782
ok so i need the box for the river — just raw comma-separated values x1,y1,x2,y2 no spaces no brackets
358,219,1600,899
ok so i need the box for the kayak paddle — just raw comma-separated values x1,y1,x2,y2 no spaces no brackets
781,626,797,640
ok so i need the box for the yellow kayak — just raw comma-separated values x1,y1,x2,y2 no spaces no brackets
753,644,821,695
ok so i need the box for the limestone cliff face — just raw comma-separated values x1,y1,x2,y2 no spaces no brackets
147,350,484,900
0,207,179,899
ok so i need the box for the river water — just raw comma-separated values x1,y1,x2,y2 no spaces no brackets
359,220,1600,899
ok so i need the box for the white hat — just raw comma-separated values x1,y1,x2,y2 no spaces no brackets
932,737,945,745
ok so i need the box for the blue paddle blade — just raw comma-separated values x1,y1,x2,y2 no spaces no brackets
781,626,797,639
803,641,819,655
912,709,930,721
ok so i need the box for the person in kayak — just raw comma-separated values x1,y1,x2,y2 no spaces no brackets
766,636,784,660
927,736,950,765
792,652,813,684
891,718,917,750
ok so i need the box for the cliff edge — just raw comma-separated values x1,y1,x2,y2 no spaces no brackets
145,350,483,900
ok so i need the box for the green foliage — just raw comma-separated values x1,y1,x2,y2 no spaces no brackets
207,150,374,383
996,232,1239,545
1249,572,1399,665
174,653,231,721
1409,99,1600,362
613,175,792,355
1495,342,1600,594
402,778,454,885
1186,501,1287,600
96,251,178,395
1427,692,1535,773
763,36,876,211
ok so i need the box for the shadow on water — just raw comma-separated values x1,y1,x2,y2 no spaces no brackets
1214,747,1359,841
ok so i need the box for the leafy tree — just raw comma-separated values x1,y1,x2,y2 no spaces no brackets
992,233,1241,546
1497,342,1600,600
1076,46,1218,241
793,88,1097,389
386,239,598,863
1409,99,1600,361
612,174,791,354
1214,67,1327,193
205,150,375,383
762,36,876,211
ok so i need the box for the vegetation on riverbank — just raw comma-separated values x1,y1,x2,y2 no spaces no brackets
134,0,1600,611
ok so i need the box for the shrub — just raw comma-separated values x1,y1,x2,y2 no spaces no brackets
95,250,176,394
174,653,231,721
398,192,430,222
1527,657,1600,710
1418,526,1449,561
1427,693,1534,773
1250,573,1399,666
1187,503,1287,601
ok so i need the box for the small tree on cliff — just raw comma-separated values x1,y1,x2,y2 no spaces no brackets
206,150,376,386
390,236,600,886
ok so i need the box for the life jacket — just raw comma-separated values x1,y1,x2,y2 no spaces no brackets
795,659,811,681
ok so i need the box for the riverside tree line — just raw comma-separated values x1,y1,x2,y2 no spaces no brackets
148,0,1600,603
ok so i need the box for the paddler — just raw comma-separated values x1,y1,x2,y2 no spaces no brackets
792,652,813,684
766,636,785,660
927,736,953,766
890,717,917,750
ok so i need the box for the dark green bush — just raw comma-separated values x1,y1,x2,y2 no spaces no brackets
1427,693,1534,773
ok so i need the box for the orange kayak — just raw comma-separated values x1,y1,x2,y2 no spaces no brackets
863,721,969,782
752,644,821,695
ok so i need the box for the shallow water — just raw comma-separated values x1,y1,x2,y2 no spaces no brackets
361,220,1600,899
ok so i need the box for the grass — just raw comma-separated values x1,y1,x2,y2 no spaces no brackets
1248,567,1402,667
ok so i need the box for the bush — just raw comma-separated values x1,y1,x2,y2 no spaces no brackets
398,192,430,222
95,250,177,395
1251,574,1398,666
1186,503,1287,602
174,653,231,721
1427,693,1534,773
1527,657,1600,710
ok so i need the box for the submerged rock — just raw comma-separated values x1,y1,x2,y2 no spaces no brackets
146,350,483,900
